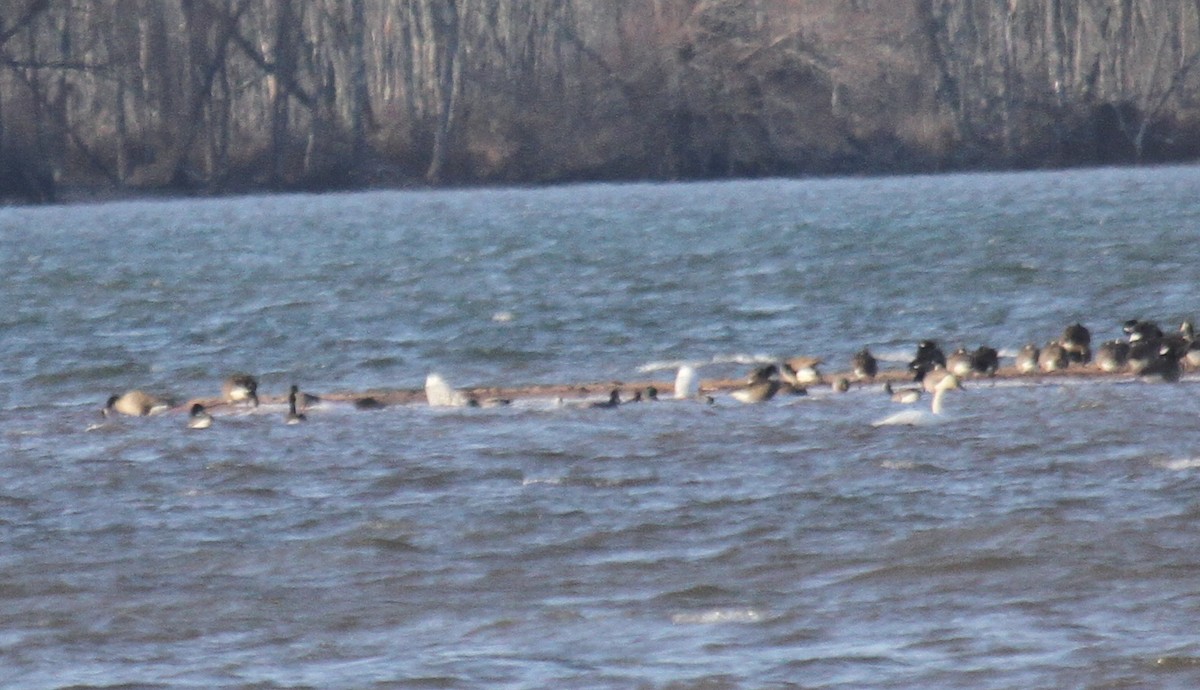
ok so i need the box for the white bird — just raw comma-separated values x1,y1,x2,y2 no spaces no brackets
674,365,700,400
425,373,474,407
872,374,962,427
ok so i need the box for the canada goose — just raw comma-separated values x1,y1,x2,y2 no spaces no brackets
873,374,962,426
946,348,974,377
1038,341,1069,372
292,387,321,411
883,381,921,404
908,340,946,381
1015,343,1040,373
1094,340,1130,372
285,385,307,424
730,364,782,403
971,346,999,376
187,403,213,429
1061,323,1091,363
1126,340,1160,375
222,374,259,407
851,348,878,381
783,357,823,385
103,390,169,417
1124,319,1163,343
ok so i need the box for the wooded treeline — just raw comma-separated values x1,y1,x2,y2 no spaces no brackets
2,0,1200,202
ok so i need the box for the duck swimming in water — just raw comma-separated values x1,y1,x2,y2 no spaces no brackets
873,374,962,426
187,403,213,429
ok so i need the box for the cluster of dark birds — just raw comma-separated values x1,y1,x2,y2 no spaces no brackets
717,317,1200,407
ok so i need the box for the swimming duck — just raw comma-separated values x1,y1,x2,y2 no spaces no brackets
831,377,850,393
1015,343,1039,373
221,374,259,407
590,389,622,408
1037,341,1069,372
851,348,878,381
908,340,946,381
103,390,170,417
873,374,962,426
187,403,213,429
883,381,921,404
730,364,782,403
1061,323,1091,363
1094,340,1130,372
285,385,307,424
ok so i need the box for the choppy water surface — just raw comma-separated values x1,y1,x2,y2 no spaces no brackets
4,167,1200,688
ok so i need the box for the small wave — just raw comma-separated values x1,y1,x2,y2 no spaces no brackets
1153,458,1200,471
637,353,777,373
671,609,763,625
522,476,562,486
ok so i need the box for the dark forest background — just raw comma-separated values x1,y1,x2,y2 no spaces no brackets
2,0,1200,202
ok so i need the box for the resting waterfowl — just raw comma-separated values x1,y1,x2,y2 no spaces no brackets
1061,323,1091,363
730,365,782,403
832,377,850,393
285,385,307,424
1094,340,1130,372
103,390,169,417
1015,343,1039,373
783,357,823,385
1126,340,1160,375
187,403,213,429
221,374,259,407
946,348,974,377
1038,341,1069,372
1124,319,1163,343
909,340,946,381
971,346,999,376
851,348,878,381
425,373,473,407
674,365,700,400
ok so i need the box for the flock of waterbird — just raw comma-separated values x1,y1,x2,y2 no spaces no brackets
95,317,1199,430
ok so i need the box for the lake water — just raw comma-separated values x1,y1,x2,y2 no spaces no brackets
3,166,1200,688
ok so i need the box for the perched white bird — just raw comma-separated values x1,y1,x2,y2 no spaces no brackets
425,373,474,407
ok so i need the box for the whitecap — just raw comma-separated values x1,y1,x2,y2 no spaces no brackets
1153,458,1200,471
521,477,562,486
671,609,763,625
